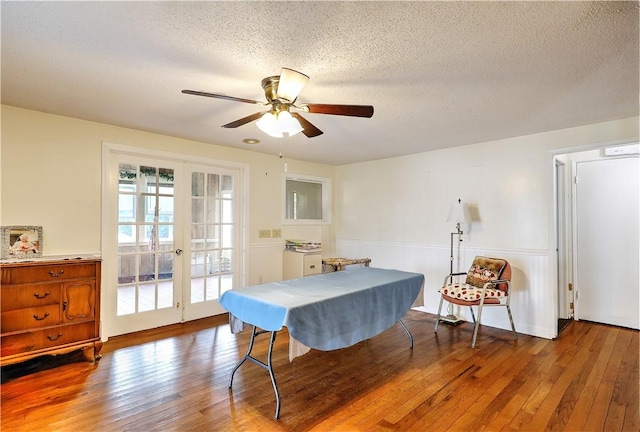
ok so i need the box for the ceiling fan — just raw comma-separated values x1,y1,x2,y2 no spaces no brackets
182,68,374,138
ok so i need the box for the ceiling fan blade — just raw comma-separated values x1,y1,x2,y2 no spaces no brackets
182,89,263,105
222,111,266,128
277,68,309,103
292,113,323,138
304,104,374,118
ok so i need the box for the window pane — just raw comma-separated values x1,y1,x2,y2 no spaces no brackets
158,168,174,186
208,250,220,273
158,252,173,279
222,199,233,224
118,255,136,284
118,225,136,246
159,195,174,223
192,198,204,223
222,175,233,196
143,195,157,223
192,172,204,197
206,276,219,300
206,198,219,223
158,224,173,243
207,174,220,198
139,253,156,281
191,251,206,277
158,280,173,309
191,225,205,250
118,194,136,222
221,249,232,273
138,283,156,312
119,163,137,193
221,274,233,294
117,285,135,315
141,166,157,194
191,278,204,303
143,225,155,252
221,225,233,248
206,225,220,249
286,179,323,220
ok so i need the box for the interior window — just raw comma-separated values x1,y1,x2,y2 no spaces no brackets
284,174,331,224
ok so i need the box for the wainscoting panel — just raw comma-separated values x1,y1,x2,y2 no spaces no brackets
248,242,285,286
336,239,556,340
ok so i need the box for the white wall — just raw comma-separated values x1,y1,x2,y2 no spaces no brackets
0,106,334,286
2,105,638,340
334,116,639,340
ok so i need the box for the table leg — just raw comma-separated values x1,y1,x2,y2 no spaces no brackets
398,319,413,348
266,331,281,418
228,326,282,419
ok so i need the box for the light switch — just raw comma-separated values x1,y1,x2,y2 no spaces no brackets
259,229,271,238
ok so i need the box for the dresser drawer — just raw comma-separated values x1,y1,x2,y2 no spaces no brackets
1,284,61,311
1,262,96,284
1,305,61,333
0,322,96,357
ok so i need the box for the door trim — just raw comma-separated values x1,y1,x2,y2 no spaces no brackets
555,159,571,320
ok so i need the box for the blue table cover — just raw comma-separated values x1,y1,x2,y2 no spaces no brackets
219,267,424,351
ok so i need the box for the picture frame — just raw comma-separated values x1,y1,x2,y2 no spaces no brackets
1,225,43,259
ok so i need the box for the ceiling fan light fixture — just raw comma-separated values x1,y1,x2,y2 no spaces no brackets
278,111,303,136
256,111,303,138
277,68,309,103
256,112,279,137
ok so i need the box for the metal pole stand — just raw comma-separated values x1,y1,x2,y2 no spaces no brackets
440,229,465,325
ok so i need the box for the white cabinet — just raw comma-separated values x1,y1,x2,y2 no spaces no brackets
283,251,322,280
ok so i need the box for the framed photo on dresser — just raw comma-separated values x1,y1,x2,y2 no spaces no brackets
1,225,43,259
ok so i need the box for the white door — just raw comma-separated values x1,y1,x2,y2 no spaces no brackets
110,155,184,335
183,165,239,320
575,157,639,329
103,145,246,338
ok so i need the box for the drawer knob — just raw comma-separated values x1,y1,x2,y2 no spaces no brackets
33,312,50,321
47,333,63,341
49,270,65,277
33,291,51,299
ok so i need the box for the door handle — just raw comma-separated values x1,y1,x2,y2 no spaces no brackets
175,249,183,256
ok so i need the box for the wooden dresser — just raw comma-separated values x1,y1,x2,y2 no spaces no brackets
0,258,102,366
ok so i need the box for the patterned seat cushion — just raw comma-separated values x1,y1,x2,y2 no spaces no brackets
439,283,507,301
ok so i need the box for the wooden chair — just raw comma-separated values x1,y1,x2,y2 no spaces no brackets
434,256,517,348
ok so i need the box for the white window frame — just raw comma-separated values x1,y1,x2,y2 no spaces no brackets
282,173,331,225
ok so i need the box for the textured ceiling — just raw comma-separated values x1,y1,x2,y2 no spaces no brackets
1,1,638,165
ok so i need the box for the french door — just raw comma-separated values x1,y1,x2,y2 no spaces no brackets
103,145,244,338
110,155,183,335
183,164,238,320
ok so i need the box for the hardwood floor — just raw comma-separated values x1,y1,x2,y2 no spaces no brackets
1,310,638,431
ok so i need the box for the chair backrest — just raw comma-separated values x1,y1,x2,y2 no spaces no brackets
465,256,511,293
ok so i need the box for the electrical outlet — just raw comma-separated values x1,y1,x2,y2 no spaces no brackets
272,229,282,238
259,229,271,238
